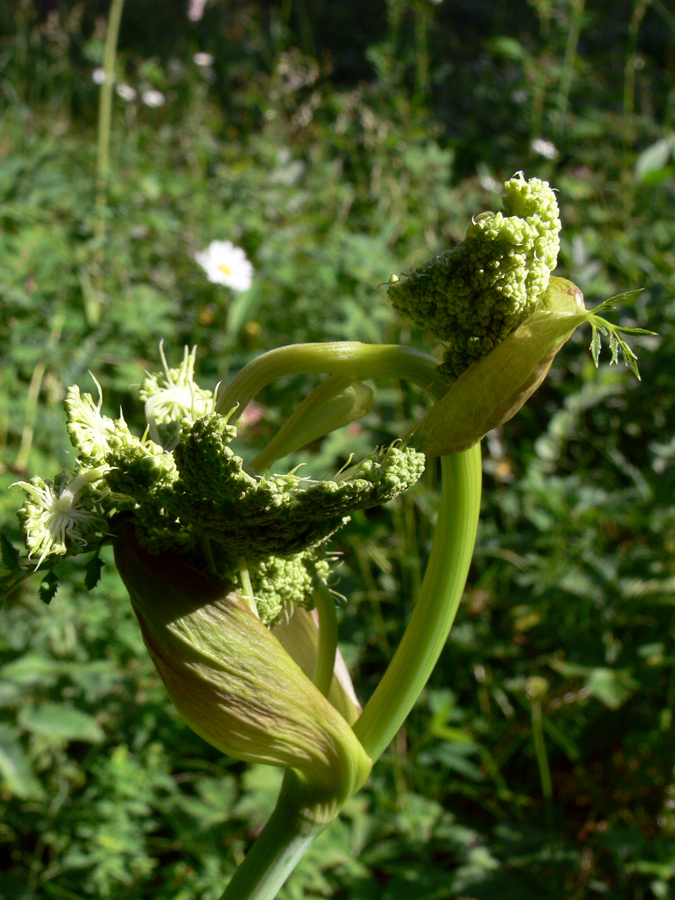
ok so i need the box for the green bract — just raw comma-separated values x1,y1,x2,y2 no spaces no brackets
387,173,561,379
411,277,652,456
114,524,371,810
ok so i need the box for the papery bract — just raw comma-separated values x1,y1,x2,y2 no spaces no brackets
113,524,371,808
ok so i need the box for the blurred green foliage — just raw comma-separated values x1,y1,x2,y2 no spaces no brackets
1,0,674,897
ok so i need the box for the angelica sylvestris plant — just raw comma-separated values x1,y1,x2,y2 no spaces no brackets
6,174,651,900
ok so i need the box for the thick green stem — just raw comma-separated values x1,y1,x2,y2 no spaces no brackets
215,343,445,419
218,774,328,900
353,443,483,762
215,443,482,898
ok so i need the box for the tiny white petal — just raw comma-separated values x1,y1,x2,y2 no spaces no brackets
92,68,107,85
188,0,207,21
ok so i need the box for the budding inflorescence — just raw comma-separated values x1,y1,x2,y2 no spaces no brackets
13,348,425,625
387,173,561,380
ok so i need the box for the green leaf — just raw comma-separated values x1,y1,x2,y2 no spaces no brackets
18,702,105,744
635,137,673,183
0,653,65,686
608,330,620,365
590,325,602,367
85,554,105,591
586,295,656,380
39,569,59,604
0,723,44,799
0,530,22,571
584,668,638,710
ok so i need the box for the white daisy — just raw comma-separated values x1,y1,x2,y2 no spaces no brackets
195,240,254,291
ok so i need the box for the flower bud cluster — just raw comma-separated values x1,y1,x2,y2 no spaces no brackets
14,350,425,626
387,173,561,380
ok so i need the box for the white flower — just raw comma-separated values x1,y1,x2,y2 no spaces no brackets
139,345,214,445
193,52,214,67
142,89,166,108
531,137,559,160
92,68,107,85
195,240,254,291
116,83,137,102
14,470,107,567
64,381,121,464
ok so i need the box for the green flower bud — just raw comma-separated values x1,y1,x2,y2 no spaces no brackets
65,381,122,465
411,277,588,456
388,173,561,380
113,524,372,810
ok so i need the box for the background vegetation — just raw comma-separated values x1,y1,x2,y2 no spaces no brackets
0,0,674,897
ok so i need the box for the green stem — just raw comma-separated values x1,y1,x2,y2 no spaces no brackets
215,343,445,420
250,373,354,473
353,443,482,762
310,571,339,699
554,0,585,134
200,534,218,577
237,559,258,617
216,444,482,898
15,306,65,472
96,0,125,233
214,342,481,897
90,0,126,325
218,773,327,900
531,700,553,802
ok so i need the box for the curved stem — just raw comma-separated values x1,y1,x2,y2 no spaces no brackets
214,342,481,898
215,342,446,420
353,443,483,763
218,773,327,900
251,373,354,473
216,444,482,898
